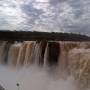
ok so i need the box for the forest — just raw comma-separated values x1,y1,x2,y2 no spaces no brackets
0,30,89,41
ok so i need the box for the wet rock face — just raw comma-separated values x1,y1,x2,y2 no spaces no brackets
39,40,47,66
0,85,5,90
47,42,60,66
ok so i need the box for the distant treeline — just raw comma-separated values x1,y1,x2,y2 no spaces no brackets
0,30,90,41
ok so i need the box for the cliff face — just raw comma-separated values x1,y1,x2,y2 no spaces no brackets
0,31,89,41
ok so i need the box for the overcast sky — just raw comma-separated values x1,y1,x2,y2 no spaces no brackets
0,0,90,35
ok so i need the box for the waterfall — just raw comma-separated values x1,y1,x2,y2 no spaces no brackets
24,42,35,66
8,42,22,66
0,41,90,68
39,40,47,66
68,48,90,88
8,41,36,67
58,42,80,72
0,41,12,64
0,41,90,89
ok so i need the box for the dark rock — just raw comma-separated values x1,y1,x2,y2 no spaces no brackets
47,42,60,66
0,85,5,90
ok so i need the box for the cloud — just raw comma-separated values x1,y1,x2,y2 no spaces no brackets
49,0,69,5
0,0,27,30
0,0,90,35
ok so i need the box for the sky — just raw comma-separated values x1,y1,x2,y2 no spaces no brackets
0,0,90,35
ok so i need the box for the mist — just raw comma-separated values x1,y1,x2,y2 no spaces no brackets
0,65,78,90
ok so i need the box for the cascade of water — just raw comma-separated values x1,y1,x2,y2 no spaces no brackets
43,43,48,68
27,42,36,64
6,41,82,69
68,48,90,88
16,42,27,66
24,41,35,66
0,41,12,64
58,42,80,72
0,41,90,89
1,41,90,68
16,41,36,67
32,41,41,65
8,42,22,66
38,41,47,66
